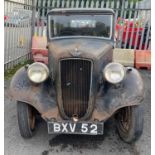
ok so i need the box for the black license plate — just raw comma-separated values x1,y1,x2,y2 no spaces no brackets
48,121,104,135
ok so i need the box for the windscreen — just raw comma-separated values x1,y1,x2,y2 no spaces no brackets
48,14,113,39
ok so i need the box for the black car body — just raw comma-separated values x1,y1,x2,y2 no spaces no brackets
10,8,144,142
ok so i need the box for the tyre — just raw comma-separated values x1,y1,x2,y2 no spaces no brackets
115,105,144,143
17,101,36,138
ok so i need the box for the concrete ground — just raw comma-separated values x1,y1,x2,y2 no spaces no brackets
4,70,151,155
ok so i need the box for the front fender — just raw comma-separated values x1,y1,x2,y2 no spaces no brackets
92,67,144,121
10,67,144,122
10,67,58,120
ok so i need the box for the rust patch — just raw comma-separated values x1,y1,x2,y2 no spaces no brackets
42,107,60,120
91,109,110,121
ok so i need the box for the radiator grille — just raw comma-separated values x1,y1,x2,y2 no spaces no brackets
60,59,92,118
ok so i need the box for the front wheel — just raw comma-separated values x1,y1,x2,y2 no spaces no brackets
17,101,36,138
115,105,144,143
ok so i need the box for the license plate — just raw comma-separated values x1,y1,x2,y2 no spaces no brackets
48,121,104,135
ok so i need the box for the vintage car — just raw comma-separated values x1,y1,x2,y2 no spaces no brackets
10,8,144,143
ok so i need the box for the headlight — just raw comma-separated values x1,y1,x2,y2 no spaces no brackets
103,62,126,84
27,62,49,83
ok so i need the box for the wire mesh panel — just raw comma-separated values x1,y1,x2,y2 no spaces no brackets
4,0,33,70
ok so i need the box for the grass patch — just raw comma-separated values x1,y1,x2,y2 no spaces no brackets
4,60,33,80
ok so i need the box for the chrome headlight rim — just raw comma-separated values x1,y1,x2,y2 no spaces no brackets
27,62,49,84
103,62,126,84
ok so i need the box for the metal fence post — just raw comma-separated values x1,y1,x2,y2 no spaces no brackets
30,0,36,60
117,0,125,48
31,0,36,37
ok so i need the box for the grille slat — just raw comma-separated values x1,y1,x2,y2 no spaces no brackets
60,59,92,118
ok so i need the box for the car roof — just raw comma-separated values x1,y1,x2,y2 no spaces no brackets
47,8,115,15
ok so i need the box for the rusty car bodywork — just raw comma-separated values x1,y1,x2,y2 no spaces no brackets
10,8,144,123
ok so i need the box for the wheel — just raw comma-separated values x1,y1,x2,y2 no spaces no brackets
17,101,36,138
115,105,144,143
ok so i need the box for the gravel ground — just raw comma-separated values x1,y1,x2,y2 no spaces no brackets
4,70,151,155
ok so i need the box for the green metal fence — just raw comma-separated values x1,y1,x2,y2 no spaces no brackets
4,0,151,70
34,0,151,50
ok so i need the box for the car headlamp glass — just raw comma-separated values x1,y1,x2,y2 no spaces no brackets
27,62,49,83
103,62,126,84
